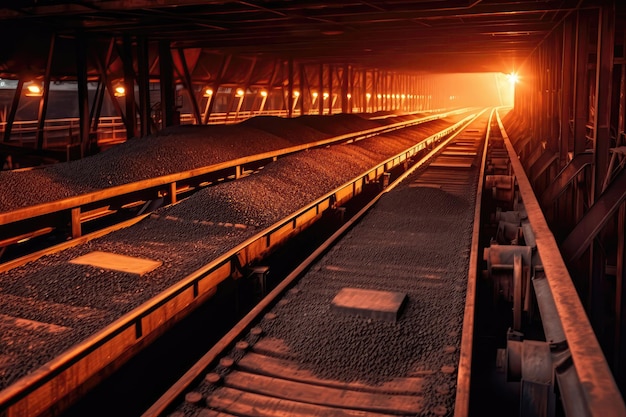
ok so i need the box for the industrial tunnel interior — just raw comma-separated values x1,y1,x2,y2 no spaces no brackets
0,1,625,417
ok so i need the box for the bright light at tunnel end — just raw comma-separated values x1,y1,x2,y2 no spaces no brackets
507,72,519,84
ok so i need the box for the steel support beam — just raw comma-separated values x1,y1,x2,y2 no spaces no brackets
158,40,176,128
573,10,591,157
287,57,294,118
318,63,324,115
2,79,22,143
76,32,90,157
122,35,138,138
587,3,615,343
561,169,626,263
591,4,615,201
177,49,202,125
137,37,151,137
299,63,305,116
203,54,231,124
36,34,55,151
560,15,575,167
341,63,349,114
328,64,333,115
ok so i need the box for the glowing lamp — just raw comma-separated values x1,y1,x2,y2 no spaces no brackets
114,86,125,97
312,92,318,98
293,91,300,97
25,84,42,96
347,93,351,99
260,90,268,97
323,92,329,99
204,88,213,96
507,72,519,84
366,93,371,99
236,88,245,97
377,94,382,99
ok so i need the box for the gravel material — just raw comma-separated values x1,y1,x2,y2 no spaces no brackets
183,138,480,416
0,114,440,212
0,114,466,392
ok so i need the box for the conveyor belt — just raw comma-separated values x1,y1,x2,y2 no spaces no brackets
150,113,490,417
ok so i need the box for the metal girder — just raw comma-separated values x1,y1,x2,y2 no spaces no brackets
561,168,626,263
137,36,151,137
540,152,593,207
591,3,615,203
158,40,176,128
122,35,138,138
573,10,591,157
560,14,575,167
2,79,22,143
76,31,90,157
529,150,559,184
36,34,55,151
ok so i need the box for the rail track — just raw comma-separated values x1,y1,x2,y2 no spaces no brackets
140,107,626,417
0,110,477,417
141,109,491,417
2,106,623,417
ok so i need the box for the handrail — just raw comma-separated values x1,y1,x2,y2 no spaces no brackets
495,109,626,416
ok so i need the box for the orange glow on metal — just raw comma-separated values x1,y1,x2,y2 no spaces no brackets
114,86,125,97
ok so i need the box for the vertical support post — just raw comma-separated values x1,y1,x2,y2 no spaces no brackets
588,3,615,354
341,63,349,114
328,64,333,115
137,36,151,137
122,35,138,138
299,63,306,116
560,15,575,167
287,57,294,118
573,10,590,157
71,208,82,239
76,31,90,158
591,3,614,202
177,49,202,125
3,79,23,142
36,34,55,150
203,55,231,124
169,182,177,205
616,203,626,388
159,40,176,128
318,63,324,115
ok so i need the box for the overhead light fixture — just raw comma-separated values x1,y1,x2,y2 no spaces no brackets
114,85,125,97
312,92,318,98
260,90,268,97
347,93,351,99
236,88,245,97
293,90,300,97
507,72,519,84
323,92,329,99
204,88,214,97
366,93,371,99
25,82,43,97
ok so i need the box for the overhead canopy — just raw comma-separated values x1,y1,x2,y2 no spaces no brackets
0,0,588,77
